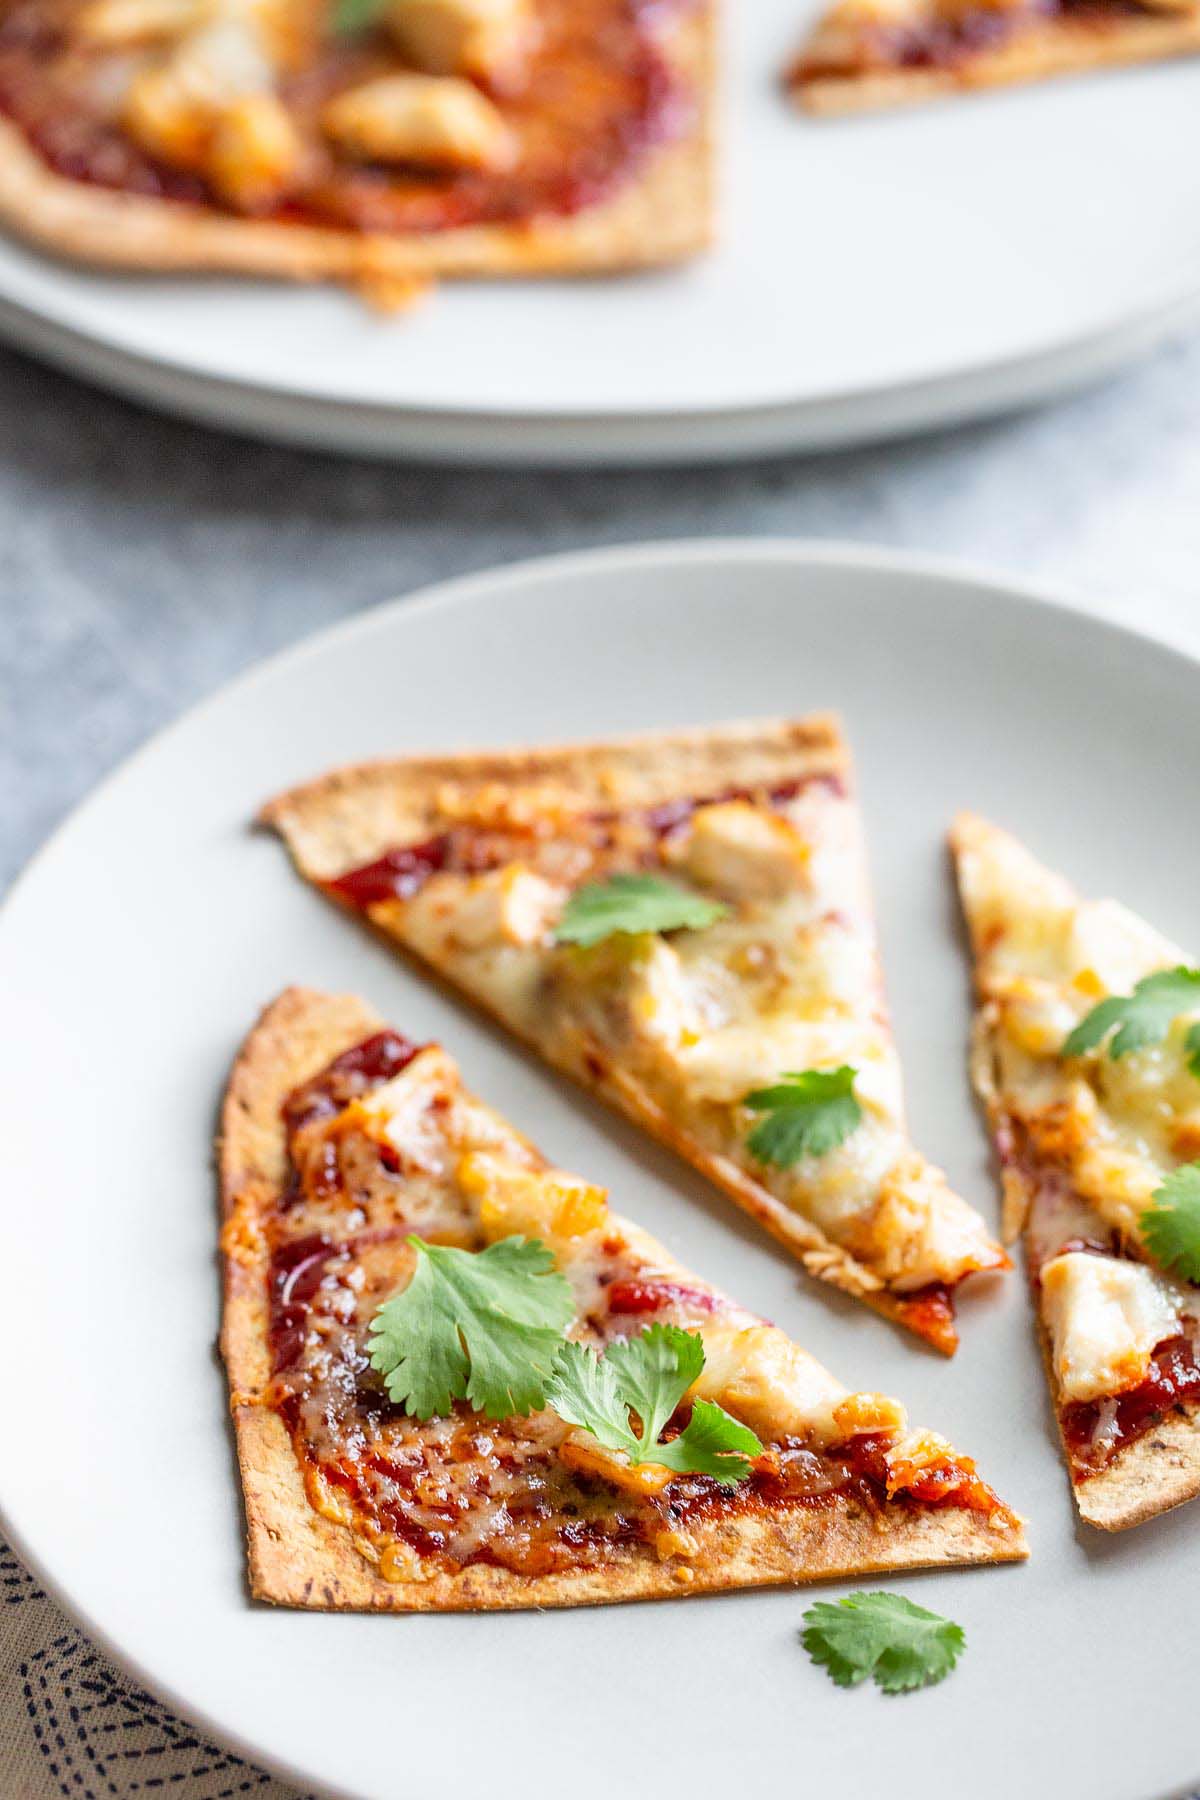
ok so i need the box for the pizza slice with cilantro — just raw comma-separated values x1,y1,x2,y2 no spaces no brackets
260,716,1007,1354
787,0,1200,114
952,813,1200,1530
220,986,1026,1610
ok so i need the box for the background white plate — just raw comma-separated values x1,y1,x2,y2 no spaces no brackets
2,5,1200,461
2,541,1199,1800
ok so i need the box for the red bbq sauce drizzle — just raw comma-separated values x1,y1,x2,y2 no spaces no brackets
604,1277,721,1316
283,1029,421,1134
326,770,846,910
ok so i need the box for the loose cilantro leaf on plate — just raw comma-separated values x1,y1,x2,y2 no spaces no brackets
1140,1162,1200,1282
1062,967,1200,1064
368,1235,575,1420
545,1323,762,1485
554,874,729,949
801,1592,965,1694
744,1066,862,1167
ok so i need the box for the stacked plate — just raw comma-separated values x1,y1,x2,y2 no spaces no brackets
1,0,1199,461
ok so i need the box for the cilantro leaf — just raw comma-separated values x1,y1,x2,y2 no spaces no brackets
744,1066,863,1167
554,874,729,949
1140,1162,1200,1282
801,1592,965,1695
332,0,385,33
1062,967,1200,1063
368,1235,575,1421
545,1324,762,1486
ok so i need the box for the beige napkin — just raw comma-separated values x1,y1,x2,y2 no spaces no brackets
0,1533,305,1800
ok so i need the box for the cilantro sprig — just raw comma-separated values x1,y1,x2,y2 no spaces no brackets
546,1323,762,1485
1062,967,1200,1071
1140,1162,1200,1282
369,1245,761,1485
801,1592,965,1694
368,1235,574,1420
554,874,729,949
744,1066,863,1168
332,0,385,34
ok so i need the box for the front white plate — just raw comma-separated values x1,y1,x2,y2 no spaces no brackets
1,4,1200,460
2,541,1198,1800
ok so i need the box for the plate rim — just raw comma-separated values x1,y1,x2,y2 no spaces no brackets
2,278,1199,466
3,535,1198,1799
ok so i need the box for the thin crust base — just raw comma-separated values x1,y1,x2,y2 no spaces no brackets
793,9,1200,114
219,986,1025,1611
257,716,983,1350
0,3,711,283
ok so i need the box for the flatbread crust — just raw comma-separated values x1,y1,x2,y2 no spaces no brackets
0,1,711,283
259,716,982,1346
793,8,1200,115
220,985,1025,1610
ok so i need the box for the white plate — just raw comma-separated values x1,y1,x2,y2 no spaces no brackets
2,9,1200,462
2,541,1199,1800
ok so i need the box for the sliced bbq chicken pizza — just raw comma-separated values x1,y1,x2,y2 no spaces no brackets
788,0,1200,114
220,986,1026,1610
0,0,710,295
261,717,1007,1354
953,814,1200,1530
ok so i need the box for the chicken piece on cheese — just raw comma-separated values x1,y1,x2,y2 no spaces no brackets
668,800,811,902
1042,1252,1182,1405
322,73,516,172
386,0,534,81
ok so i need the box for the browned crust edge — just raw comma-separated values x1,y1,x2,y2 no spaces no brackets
791,9,1200,115
0,2,712,282
257,714,984,1351
219,984,1025,1611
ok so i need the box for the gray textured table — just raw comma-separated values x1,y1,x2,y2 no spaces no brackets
4,331,1200,1800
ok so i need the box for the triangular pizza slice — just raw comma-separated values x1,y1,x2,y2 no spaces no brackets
221,986,1026,1610
787,0,1200,115
261,716,1006,1354
952,813,1200,1530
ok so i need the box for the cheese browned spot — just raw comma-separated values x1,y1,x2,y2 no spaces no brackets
321,73,516,172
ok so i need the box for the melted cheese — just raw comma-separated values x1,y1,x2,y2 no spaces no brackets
121,0,302,205
448,865,564,951
1042,1252,1181,1403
